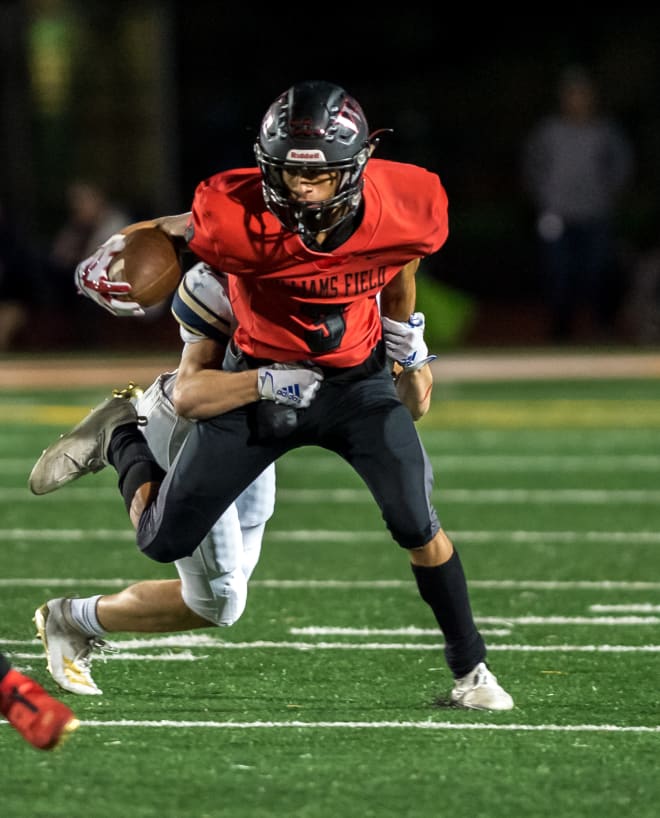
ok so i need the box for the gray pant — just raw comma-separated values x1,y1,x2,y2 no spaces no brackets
135,372,276,623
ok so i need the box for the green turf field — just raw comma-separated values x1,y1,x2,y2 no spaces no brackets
1,378,659,818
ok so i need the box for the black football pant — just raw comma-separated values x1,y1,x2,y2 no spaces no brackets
135,360,440,564
116,350,486,676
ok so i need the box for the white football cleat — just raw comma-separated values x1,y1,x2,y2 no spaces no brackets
450,662,514,710
33,599,107,696
29,385,142,495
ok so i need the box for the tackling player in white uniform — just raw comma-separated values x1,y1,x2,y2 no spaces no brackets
33,260,321,695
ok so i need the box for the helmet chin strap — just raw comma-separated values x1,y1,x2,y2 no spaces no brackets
296,199,360,248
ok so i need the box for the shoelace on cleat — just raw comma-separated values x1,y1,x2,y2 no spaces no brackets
74,638,116,672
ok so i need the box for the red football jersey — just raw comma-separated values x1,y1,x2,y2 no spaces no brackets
186,158,449,367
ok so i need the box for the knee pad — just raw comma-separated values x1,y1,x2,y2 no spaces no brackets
180,567,248,627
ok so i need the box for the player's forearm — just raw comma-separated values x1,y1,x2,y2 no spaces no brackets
120,213,191,238
395,364,433,420
172,369,259,419
380,258,420,320
118,214,190,258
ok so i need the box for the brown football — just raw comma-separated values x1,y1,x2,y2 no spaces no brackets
108,227,182,307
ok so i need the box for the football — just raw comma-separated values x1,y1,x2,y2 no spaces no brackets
108,227,182,307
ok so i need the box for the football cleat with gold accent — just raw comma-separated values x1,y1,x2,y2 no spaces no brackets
28,384,144,495
112,381,144,401
34,599,107,696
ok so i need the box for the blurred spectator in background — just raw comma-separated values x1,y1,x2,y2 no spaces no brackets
0,199,50,351
49,180,131,287
622,243,660,345
47,180,133,338
521,66,634,343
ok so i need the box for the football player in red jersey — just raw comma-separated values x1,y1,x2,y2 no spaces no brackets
0,650,78,749
32,80,513,710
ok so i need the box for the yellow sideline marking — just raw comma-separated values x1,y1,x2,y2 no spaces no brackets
421,399,660,428
2,400,660,428
0,406,87,424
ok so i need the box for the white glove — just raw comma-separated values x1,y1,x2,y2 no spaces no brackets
74,234,145,317
381,312,437,371
257,363,324,408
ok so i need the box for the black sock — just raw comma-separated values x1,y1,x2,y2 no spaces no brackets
108,424,166,513
411,550,485,678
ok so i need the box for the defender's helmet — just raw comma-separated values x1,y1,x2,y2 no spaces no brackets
255,80,372,240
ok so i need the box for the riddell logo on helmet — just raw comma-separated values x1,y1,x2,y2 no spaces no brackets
287,149,326,162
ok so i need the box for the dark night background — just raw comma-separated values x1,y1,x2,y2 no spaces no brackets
2,3,660,349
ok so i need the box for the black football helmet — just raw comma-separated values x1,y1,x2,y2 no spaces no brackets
255,80,373,241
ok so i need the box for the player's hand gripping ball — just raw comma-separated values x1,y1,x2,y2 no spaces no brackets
75,227,181,316
108,227,182,309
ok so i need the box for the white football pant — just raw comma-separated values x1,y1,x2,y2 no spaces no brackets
134,373,275,625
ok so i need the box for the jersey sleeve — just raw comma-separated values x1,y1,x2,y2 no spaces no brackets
185,180,220,266
170,262,235,345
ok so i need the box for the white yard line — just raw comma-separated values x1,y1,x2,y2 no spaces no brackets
1,719,655,733
0,719,658,733
6,454,660,472
4,528,660,546
276,488,660,503
2,576,660,590
291,617,660,630
6,643,660,655
5,487,660,503
591,603,660,612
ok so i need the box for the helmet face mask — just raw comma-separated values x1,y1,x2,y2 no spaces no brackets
255,80,372,241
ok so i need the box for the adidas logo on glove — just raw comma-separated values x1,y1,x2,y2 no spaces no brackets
257,364,324,409
275,383,302,403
